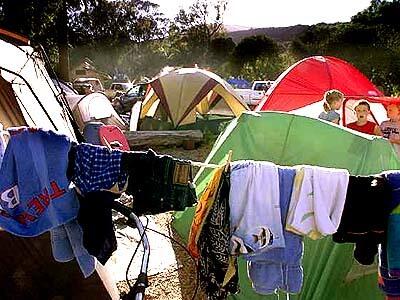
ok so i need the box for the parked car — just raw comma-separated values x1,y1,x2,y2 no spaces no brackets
234,80,274,107
113,84,147,113
73,77,104,94
105,82,133,99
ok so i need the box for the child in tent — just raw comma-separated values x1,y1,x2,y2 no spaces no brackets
347,101,382,135
318,89,344,124
380,103,400,154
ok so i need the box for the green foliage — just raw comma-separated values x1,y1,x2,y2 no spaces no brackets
162,0,228,67
290,0,400,95
0,0,168,79
239,51,296,82
352,0,400,27
2,0,399,96
233,35,279,67
69,0,167,45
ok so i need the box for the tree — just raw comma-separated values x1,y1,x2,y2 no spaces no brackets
352,0,400,27
0,0,167,80
209,37,235,62
69,0,167,45
165,0,228,66
232,35,279,68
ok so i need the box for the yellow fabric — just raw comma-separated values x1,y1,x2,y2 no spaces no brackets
145,99,160,118
223,256,237,287
140,89,159,118
212,84,247,117
196,92,212,114
158,69,208,125
187,165,224,258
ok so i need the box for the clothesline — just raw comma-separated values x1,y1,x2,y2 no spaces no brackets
190,160,221,169
190,150,233,170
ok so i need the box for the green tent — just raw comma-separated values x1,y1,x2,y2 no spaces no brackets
173,111,400,300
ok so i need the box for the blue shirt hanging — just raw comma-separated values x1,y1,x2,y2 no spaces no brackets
0,127,79,237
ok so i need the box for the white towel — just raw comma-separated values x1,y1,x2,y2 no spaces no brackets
286,165,349,240
229,160,284,255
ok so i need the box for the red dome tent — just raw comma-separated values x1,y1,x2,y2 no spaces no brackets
256,56,383,112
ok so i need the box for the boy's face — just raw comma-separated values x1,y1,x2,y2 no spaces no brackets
387,104,400,120
355,104,370,121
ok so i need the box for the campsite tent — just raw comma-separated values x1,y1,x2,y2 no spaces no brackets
140,68,249,127
68,92,126,130
255,56,384,120
227,77,251,89
173,111,400,300
0,31,76,139
0,30,119,299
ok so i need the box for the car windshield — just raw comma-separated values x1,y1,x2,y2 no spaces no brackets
112,83,131,90
126,85,142,96
254,83,267,91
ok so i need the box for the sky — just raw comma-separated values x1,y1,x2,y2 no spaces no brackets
152,0,372,28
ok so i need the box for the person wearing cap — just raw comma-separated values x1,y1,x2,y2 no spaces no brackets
347,101,382,135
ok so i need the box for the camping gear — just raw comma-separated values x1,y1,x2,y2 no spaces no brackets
173,111,400,300
253,56,400,128
0,35,77,139
256,56,383,113
69,92,126,131
227,77,251,89
140,68,249,127
0,29,117,299
99,125,130,151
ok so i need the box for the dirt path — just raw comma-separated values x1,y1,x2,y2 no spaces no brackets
114,142,215,300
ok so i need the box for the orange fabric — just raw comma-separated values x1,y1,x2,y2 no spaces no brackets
188,166,224,258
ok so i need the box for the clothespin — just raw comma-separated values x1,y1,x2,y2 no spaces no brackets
224,150,232,172
102,136,112,150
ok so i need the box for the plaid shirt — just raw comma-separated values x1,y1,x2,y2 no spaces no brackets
72,143,127,195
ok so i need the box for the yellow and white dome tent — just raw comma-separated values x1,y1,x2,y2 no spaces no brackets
140,68,249,127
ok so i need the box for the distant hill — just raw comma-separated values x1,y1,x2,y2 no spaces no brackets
224,25,251,32
226,25,309,43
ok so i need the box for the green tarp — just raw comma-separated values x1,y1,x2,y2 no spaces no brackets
173,111,400,300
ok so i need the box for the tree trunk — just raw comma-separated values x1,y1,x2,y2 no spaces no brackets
56,0,70,81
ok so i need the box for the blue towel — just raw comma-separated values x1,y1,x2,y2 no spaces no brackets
0,127,95,277
246,166,304,294
0,127,79,236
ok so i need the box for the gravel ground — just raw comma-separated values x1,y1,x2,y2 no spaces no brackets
115,141,215,300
